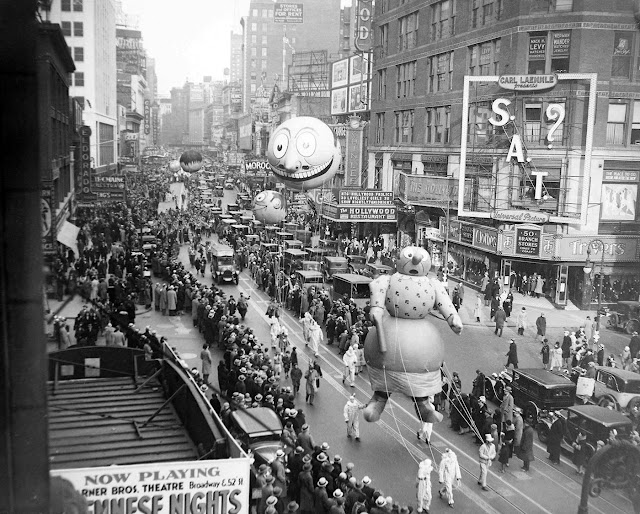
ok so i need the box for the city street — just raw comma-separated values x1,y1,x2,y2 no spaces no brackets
142,185,635,513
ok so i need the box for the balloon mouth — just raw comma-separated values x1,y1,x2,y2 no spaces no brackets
269,156,334,182
409,269,418,275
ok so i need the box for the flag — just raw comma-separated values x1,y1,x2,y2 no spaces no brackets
57,221,80,257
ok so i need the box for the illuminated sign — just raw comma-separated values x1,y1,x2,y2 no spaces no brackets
144,99,151,135
354,0,373,52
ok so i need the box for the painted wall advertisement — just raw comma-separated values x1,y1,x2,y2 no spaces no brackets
273,3,303,23
600,183,637,221
50,458,251,514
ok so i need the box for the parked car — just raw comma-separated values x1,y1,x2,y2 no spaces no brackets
345,254,367,274
214,185,224,197
362,262,394,278
331,273,372,308
224,181,235,190
536,405,633,463
593,366,640,413
322,256,348,282
606,301,640,334
293,270,325,292
283,249,309,274
509,368,576,422
228,407,284,469
210,245,239,284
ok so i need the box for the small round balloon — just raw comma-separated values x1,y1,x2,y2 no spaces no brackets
267,116,341,190
179,150,203,172
253,190,286,224
168,160,181,172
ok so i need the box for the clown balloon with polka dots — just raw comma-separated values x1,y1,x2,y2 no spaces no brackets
363,246,463,425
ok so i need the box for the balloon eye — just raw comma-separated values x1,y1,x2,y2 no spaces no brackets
407,253,412,258
273,199,281,209
296,132,316,158
255,192,266,202
273,133,289,159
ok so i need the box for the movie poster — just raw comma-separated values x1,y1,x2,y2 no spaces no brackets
601,183,637,221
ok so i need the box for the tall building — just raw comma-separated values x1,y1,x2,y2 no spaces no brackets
50,0,118,173
240,0,342,114
229,32,243,85
369,0,640,309
36,20,76,261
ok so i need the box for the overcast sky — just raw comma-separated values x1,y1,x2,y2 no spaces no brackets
123,0,351,95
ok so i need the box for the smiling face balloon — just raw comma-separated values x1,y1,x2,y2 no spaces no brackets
267,116,341,190
252,190,286,224
396,246,432,277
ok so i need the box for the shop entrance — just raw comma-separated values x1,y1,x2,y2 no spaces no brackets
500,258,558,301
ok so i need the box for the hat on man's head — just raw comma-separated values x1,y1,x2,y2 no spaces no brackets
362,475,371,485
265,475,275,484
286,502,299,512
316,453,327,462
375,497,387,507
301,424,309,431
302,463,312,471
334,455,342,463
295,446,304,454
266,496,278,506
302,455,312,463
276,449,285,458
479,396,486,404
348,477,357,487
258,464,268,473
317,477,328,487
485,434,494,442
321,442,330,451
333,489,344,499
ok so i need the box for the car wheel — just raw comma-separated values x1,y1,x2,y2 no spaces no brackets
625,319,640,335
524,401,539,424
608,313,620,329
597,395,620,411
627,396,640,414
537,423,549,444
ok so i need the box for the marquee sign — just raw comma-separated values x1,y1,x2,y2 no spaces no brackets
498,74,558,91
491,210,550,224
354,0,373,52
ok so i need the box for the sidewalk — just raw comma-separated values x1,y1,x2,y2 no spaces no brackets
451,278,631,359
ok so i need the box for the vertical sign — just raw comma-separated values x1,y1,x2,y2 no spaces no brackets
345,126,363,187
354,0,373,52
515,227,542,256
77,125,95,203
41,190,55,254
152,107,158,145
143,99,151,134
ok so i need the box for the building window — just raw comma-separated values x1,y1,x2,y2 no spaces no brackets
251,35,257,44
251,47,257,57
377,68,387,100
61,0,71,11
527,31,571,74
522,101,565,145
73,22,83,37
380,0,389,14
612,32,632,79
530,0,573,12
468,39,500,76
61,21,71,36
431,0,455,42
379,24,389,57
74,72,84,87
98,122,114,166
471,0,502,28
394,110,415,144
261,47,267,57
74,47,84,62
261,60,267,70
428,51,453,92
468,102,495,145
251,23,257,31
396,61,416,98
262,35,267,45
375,113,385,144
73,0,83,12
398,12,419,51
426,106,451,144
252,8,258,16
250,72,257,80
262,8,268,17
251,59,257,68
250,83,257,93
607,102,627,145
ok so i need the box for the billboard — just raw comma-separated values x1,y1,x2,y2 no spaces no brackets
330,53,371,116
274,3,303,23
50,458,251,514
91,173,126,202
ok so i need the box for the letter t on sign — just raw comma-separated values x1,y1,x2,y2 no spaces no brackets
531,170,548,200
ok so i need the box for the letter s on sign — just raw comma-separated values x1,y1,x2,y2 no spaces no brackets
489,98,512,127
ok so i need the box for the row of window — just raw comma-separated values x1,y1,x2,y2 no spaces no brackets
250,47,268,58
69,72,84,87
250,59,269,71
60,21,83,37
375,100,640,147
251,8,274,19
250,35,268,45
61,0,83,12
378,0,572,43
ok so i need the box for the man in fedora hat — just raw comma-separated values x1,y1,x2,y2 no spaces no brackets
271,449,288,497
500,385,514,431
314,477,331,514
477,434,496,491
546,411,564,465
298,463,314,514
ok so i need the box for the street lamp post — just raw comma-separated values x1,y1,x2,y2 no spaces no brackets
582,239,606,329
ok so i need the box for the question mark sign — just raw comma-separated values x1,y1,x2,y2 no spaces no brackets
546,103,565,148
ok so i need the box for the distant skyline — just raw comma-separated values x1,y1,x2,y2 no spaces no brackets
123,0,352,94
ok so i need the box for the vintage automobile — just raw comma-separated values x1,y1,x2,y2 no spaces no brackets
224,180,235,190
509,368,576,422
318,238,339,255
322,256,349,282
226,203,241,215
284,239,304,251
331,273,372,308
228,407,284,470
593,366,640,413
210,245,239,284
283,249,309,274
301,260,321,272
214,185,224,197
345,254,367,274
362,262,394,278
606,300,640,334
293,270,325,292
535,405,633,462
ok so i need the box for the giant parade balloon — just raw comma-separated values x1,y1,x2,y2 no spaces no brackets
266,116,341,190
179,150,203,172
363,246,463,425
252,190,286,224
168,160,181,172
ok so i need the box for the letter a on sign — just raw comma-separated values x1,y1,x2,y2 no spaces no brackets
505,134,525,162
